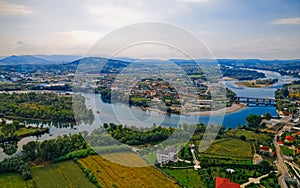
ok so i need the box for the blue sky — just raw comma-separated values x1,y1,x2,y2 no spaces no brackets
0,0,299,59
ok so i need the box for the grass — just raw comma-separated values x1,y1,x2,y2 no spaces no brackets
189,74,204,79
162,166,264,187
226,129,272,143
143,152,157,164
78,152,179,188
32,160,96,188
199,138,253,159
162,168,205,188
280,146,294,156
0,173,34,188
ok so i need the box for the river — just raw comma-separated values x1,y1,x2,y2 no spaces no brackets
0,68,297,160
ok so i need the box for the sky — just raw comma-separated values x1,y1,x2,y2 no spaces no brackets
0,0,299,59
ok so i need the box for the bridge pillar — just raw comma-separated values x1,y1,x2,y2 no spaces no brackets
236,97,240,104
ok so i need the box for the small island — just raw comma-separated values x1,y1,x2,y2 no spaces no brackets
236,78,278,88
0,119,49,142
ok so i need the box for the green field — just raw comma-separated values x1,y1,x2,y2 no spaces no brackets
0,173,34,188
280,146,294,156
162,168,205,188
32,160,96,188
199,138,253,159
226,129,272,143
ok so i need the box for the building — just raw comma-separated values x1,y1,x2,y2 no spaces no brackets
260,145,274,156
157,147,178,163
278,140,284,146
285,136,295,142
297,146,300,155
215,177,240,188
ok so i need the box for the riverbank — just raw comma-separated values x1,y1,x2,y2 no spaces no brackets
147,103,245,116
235,81,273,88
185,103,245,116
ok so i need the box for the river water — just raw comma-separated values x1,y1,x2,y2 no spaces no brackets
0,69,297,160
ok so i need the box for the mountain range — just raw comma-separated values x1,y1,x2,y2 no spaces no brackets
0,55,81,65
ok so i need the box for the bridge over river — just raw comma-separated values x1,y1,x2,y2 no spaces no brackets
234,96,277,106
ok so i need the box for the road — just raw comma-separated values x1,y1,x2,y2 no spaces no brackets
240,173,269,188
274,116,292,188
274,136,290,188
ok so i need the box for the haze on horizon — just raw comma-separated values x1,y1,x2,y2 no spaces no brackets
0,0,299,60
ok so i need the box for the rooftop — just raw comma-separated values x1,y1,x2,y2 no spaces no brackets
216,177,240,188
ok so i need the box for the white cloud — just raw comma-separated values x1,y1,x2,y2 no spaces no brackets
0,1,32,15
271,17,300,25
49,30,104,45
85,4,152,29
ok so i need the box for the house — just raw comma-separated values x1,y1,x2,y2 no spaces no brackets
260,145,269,152
215,177,240,188
157,147,178,163
297,146,300,155
260,145,274,156
285,136,295,142
278,140,284,146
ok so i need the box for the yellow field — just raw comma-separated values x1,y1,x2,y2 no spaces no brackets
78,152,179,188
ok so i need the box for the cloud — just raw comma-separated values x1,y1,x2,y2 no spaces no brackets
48,30,104,45
271,17,300,25
85,4,152,29
0,1,32,15
17,41,24,47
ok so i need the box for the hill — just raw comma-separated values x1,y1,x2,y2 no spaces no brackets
0,55,50,65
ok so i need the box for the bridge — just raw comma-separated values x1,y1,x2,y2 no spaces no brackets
234,96,277,106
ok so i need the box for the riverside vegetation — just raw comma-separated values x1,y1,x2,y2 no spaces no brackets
0,112,279,188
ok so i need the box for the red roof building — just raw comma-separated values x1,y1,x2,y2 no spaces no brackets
285,136,295,142
260,146,269,152
216,177,240,188
278,140,284,146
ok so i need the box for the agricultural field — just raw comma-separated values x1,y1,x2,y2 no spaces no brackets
226,129,272,143
162,168,205,188
0,173,34,188
78,152,179,188
199,138,253,159
32,160,96,188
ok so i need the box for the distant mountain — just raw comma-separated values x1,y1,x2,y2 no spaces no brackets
66,57,130,74
0,55,83,65
0,55,50,65
216,59,300,66
34,55,82,63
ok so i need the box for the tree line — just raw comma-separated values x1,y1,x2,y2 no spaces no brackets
0,134,87,180
0,92,94,122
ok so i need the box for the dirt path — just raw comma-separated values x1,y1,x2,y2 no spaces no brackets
240,173,269,188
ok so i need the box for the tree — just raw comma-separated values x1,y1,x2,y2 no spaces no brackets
240,135,246,141
20,163,32,180
22,141,39,161
246,114,262,127
264,112,272,120
0,140,18,155
1,124,16,137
